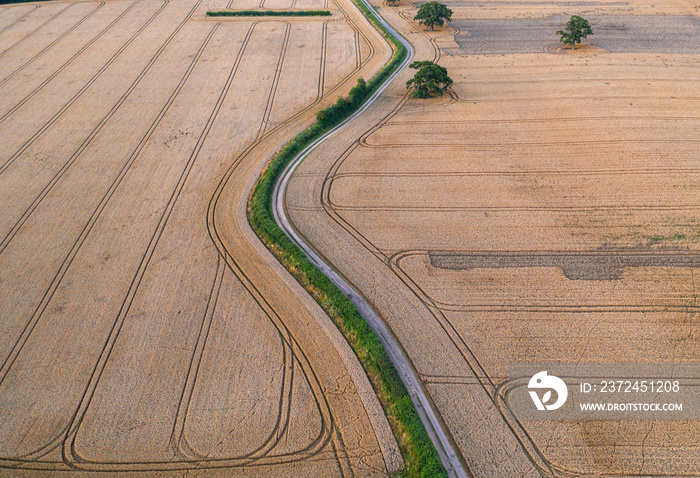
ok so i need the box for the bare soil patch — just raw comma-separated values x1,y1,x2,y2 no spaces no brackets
453,14,700,54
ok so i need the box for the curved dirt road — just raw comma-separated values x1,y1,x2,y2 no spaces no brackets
271,2,469,475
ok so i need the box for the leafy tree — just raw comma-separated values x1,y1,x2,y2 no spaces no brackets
349,77,367,100
317,78,368,126
413,1,453,31
386,0,399,5
557,15,593,50
406,60,453,98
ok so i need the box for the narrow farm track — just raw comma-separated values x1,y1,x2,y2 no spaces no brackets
0,0,399,475
271,2,470,476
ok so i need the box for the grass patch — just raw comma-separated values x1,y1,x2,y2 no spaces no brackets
644,232,690,242
247,2,447,477
206,10,331,17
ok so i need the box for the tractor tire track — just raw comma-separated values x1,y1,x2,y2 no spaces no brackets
0,0,139,122
0,0,385,471
0,0,202,405
0,0,169,176
169,23,307,465
257,22,291,139
195,21,336,467
324,85,694,478
0,1,104,87
0,2,73,58
270,2,473,475
0,3,208,257
184,9,385,465
284,4,544,476
2,4,371,469
59,22,290,470
0,4,39,37
59,20,334,470
315,10,672,477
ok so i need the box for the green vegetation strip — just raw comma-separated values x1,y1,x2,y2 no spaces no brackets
248,2,446,477
206,10,331,17
0,0,41,4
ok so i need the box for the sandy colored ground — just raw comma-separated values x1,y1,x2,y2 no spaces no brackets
0,0,400,475
287,0,700,475
421,0,700,19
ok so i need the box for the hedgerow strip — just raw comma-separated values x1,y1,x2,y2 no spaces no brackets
248,2,447,476
206,10,331,17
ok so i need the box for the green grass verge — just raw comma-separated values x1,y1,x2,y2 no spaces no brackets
206,10,331,17
248,2,447,477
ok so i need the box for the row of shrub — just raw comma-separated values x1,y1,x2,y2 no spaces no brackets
316,30,408,125
248,1,447,477
206,10,331,17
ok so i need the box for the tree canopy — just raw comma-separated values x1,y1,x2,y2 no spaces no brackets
406,61,453,98
557,15,593,50
413,1,453,31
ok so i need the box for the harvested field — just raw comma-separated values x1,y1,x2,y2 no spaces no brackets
0,0,399,475
453,15,700,54
286,0,700,475
416,0,700,19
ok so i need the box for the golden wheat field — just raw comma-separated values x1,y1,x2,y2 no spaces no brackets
0,0,401,475
287,0,700,475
